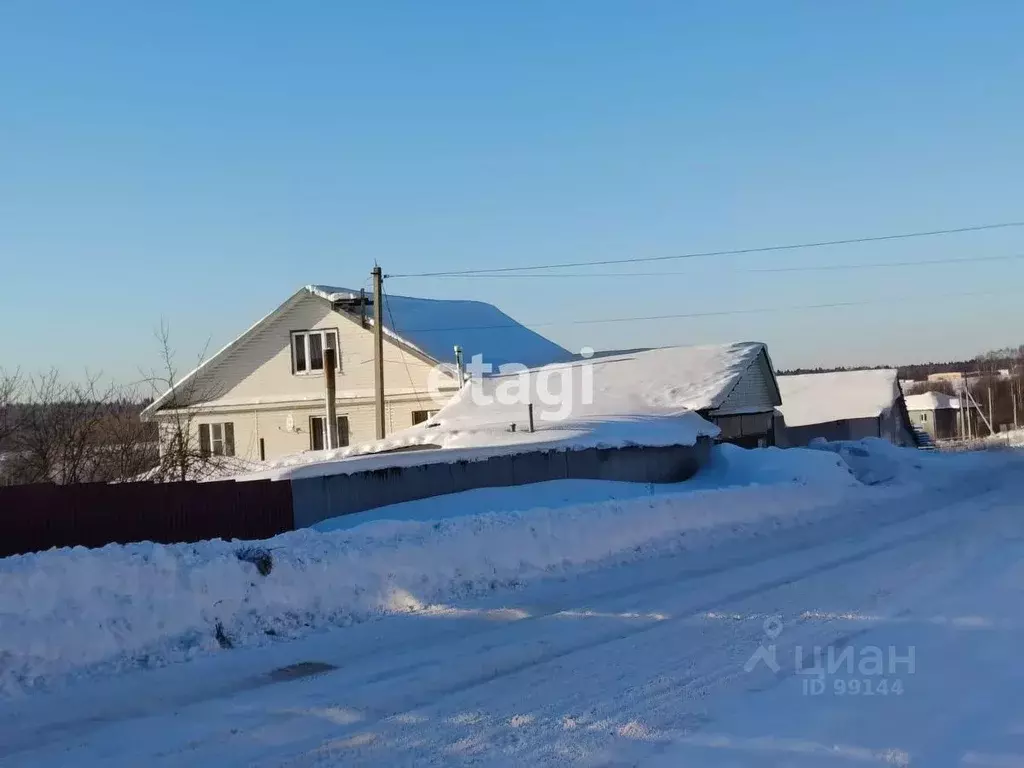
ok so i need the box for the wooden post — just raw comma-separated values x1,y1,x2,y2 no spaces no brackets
528,403,535,433
325,347,338,450
372,266,386,440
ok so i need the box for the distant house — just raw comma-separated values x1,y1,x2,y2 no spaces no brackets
926,371,965,385
775,369,917,447
141,285,570,463
905,391,961,441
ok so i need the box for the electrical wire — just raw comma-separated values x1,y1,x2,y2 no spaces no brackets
387,220,1024,278
391,252,1024,278
382,284,420,396
392,288,1017,334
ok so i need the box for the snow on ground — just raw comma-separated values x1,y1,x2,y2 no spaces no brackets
0,477,848,697
776,369,902,427
134,455,266,482
941,428,1024,451
3,442,1024,766
312,443,860,533
807,436,980,487
0,440,1002,700
243,342,766,481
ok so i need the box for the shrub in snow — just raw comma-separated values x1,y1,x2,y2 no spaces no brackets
235,546,274,577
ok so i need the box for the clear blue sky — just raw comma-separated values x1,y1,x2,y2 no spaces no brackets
3,1,1024,385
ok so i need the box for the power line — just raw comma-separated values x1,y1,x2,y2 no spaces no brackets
396,252,1024,278
382,284,419,395
387,220,1024,277
395,288,1015,334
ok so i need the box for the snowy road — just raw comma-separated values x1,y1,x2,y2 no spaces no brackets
4,465,1024,766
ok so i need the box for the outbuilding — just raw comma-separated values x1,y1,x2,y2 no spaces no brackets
905,391,961,441
775,369,917,447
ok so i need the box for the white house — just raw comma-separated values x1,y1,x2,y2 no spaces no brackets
141,285,570,463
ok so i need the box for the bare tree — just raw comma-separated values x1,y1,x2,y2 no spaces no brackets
142,321,227,482
0,368,21,448
0,369,22,485
6,371,116,484
92,391,160,481
905,379,957,397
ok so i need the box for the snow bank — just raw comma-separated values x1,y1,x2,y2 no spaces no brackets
313,443,858,534
1,479,857,697
806,437,981,486
693,442,858,488
1,440,1002,697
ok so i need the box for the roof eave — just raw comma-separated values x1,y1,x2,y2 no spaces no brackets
140,288,311,421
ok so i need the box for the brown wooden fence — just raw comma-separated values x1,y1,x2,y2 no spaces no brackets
0,479,294,558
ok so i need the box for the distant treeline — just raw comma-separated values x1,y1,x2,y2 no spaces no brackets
779,346,1024,380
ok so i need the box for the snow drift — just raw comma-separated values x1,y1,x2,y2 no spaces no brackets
0,441,1007,697
312,442,859,534
0,481,849,697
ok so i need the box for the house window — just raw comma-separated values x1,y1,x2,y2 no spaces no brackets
310,415,350,451
919,413,929,423
291,330,339,374
199,422,235,457
412,409,438,426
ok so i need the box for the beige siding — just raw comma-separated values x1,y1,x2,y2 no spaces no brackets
154,293,458,463
713,352,779,416
158,394,447,464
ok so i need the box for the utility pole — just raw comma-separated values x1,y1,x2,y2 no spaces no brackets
1007,385,1015,434
965,385,995,437
324,347,338,450
372,266,386,440
988,386,995,436
1015,381,1020,430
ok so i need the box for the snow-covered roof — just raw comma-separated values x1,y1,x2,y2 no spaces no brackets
777,369,902,427
142,285,568,419
242,342,769,480
307,285,569,368
905,391,961,411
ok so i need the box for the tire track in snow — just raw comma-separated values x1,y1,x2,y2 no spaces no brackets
253,483,1014,767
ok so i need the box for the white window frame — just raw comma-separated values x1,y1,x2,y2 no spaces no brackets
199,422,235,457
291,329,340,375
309,415,350,450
